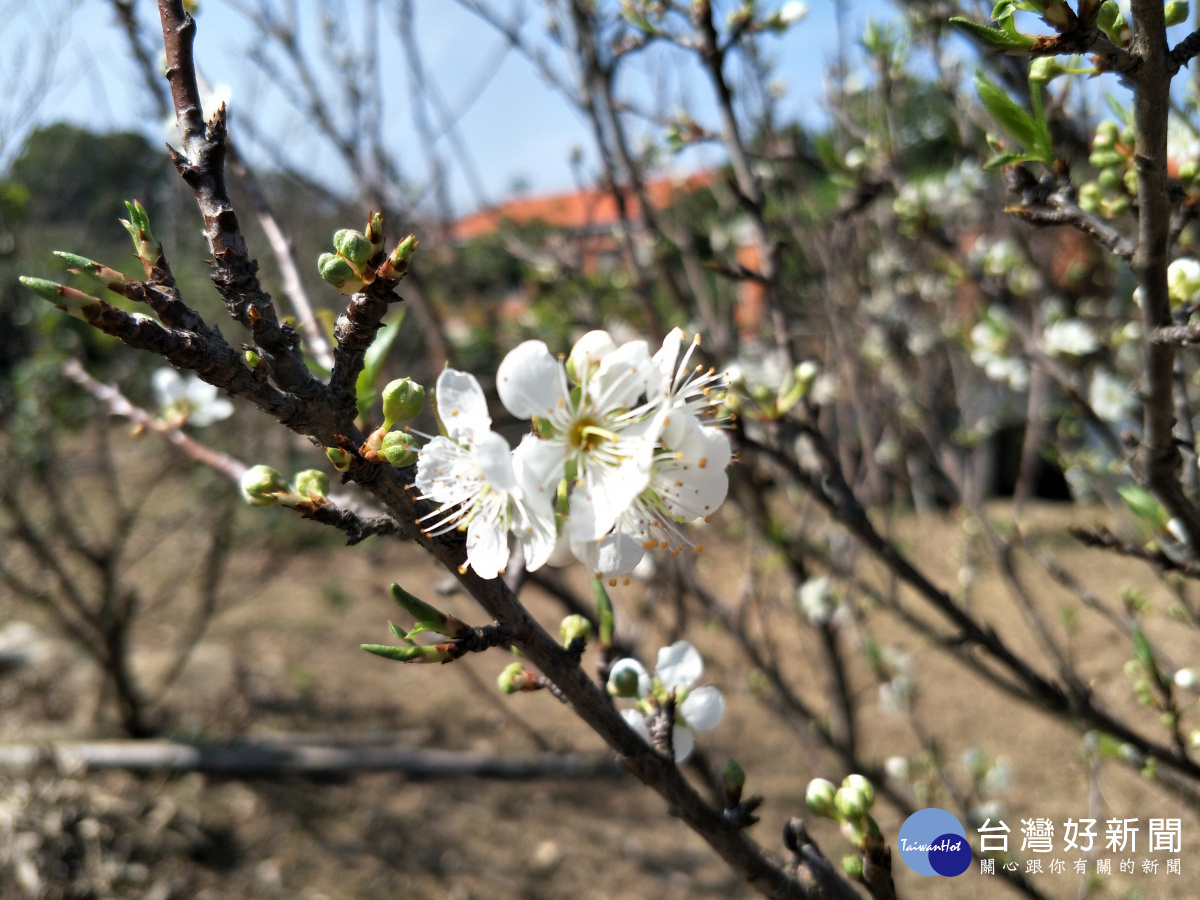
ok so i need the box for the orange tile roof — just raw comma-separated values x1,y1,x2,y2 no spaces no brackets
451,170,717,242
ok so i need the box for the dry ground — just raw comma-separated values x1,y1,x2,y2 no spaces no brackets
3,452,1200,899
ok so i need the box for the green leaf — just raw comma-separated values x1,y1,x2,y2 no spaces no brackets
974,70,1054,165
950,16,1036,51
1105,92,1134,126
1117,484,1170,532
985,151,1043,169
1131,626,1154,669
355,310,406,422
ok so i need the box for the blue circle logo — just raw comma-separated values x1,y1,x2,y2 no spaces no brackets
896,809,971,877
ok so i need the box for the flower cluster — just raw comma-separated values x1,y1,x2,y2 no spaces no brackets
607,641,724,762
415,328,731,579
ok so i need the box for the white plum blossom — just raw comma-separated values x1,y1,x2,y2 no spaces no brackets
969,309,1029,391
415,369,557,579
1089,369,1138,424
1168,257,1200,307
152,368,234,427
779,1,808,25
609,641,724,763
797,575,834,625
1041,320,1099,357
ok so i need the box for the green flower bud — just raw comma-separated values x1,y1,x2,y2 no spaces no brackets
1090,149,1125,169
1093,120,1119,148
378,431,419,467
293,469,329,501
1108,196,1131,216
379,233,418,281
498,661,538,693
240,464,289,506
1079,182,1103,214
609,663,644,698
361,643,453,664
1123,167,1139,195
19,277,103,322
326,446,353,472
839,819,866,847
842,774,876,810
381,377,426,428
805,778,838,819
365,210,385,256
318,252,365,295
559,614,592,646
721,759,746,803
842,853,864,879
1166,0,1189,27
834,785,870,822
244,349,262,369
1098,167,1123,191
332,229,373,269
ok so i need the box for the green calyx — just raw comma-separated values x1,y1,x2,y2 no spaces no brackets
381,377,426,429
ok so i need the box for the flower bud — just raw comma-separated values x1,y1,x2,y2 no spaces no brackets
568,330,617,382
721,759,746,804
608,659,646,698
121,200,158,266
332,229,374,269
326,446,353,472
381,377,426,428
1098,167,1123,191
805,778,838,819
884,756,910,781
498,661,539,693
378,431,419,468
841,853,864,879
1079,182,1103,213
834,785,870,821
244,349,262,369
54,252,130,289
1094,120,1119,149
842,774,875,809
839,819,866,847
318,253,365,295
240,464,289,506
559,614,592,646
1166,0,1189,27
293,469,329,501
1089,149,1125,169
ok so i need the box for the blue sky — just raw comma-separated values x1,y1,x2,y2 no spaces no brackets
3,0,910,214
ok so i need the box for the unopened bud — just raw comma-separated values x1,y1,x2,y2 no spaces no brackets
318,253,365,295
244,349,262,369
805,778,838,819
841,853,864,879
326,446,353,472
498,661,539,693
608,660,646,698
391,233,418,265
839,819,866,848
842,774,875,809
390,582,469,638
834,785,870,821
721,759,746,804
332,229,373,269
1166,0,1189,27
293,469,329,501
120,200,158,266
381,377,426,428
240,464,289,506
559,614,592,646
54,252,130,289
378,431,419,467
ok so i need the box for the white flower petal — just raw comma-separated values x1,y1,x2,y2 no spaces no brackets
671,725,695,762
435,369,492,442
414,437,465,505
591,529,647,576
620,708,652,744
497,340,568,419
656,641,703,690
152,368,185,406
512,433,567,496
466,512,509,579
546,529,577,567
592,340,656,409
472,431,517,494
680,685,724,732
570,330,617,379
189,396,234,427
